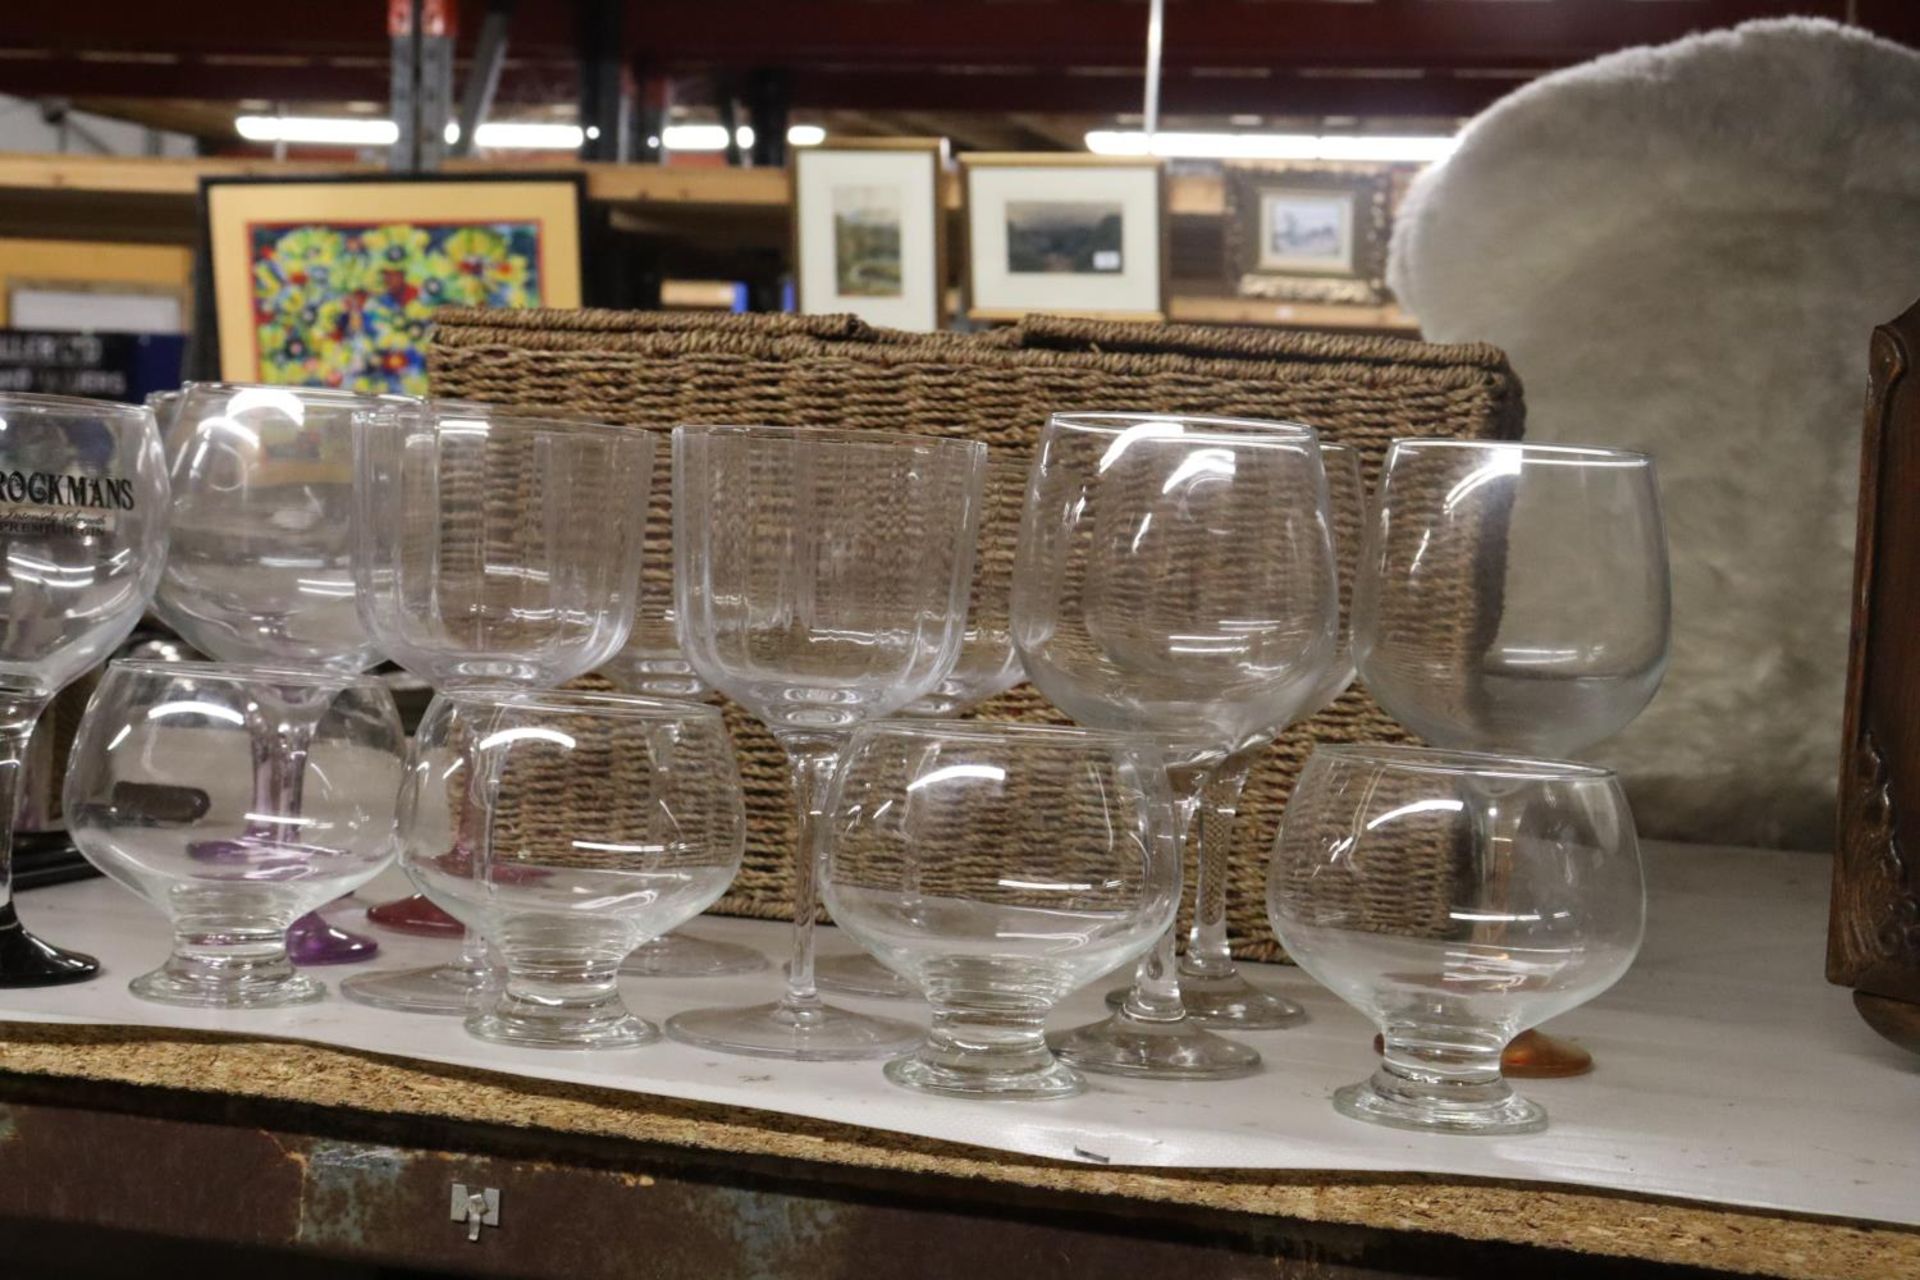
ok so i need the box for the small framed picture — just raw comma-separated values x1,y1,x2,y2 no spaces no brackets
1224,166,1392,305
200,173,584,393
792,139,947,331
961,155,1165,323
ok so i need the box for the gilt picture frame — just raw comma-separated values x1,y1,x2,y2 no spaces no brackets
200,173,584,395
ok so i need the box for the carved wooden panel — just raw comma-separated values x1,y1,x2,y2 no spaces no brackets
1830,297,1920,995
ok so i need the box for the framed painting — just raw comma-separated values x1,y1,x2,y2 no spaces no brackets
960,155,1165,324
200,174,584,395
793,138,947,332
1223,165,1392,306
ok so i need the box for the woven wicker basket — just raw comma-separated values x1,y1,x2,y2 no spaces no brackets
427,308,1524,961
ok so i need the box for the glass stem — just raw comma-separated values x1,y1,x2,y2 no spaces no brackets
1376,1022,1514,1109
776,736,840,1015
1182,748,1258,981
455,704,509,984
922,1006,1052,1075
0,691,50,921
247,684,330,837
1120,760,1208,1023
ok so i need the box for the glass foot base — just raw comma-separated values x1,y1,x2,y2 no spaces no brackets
287,911,380,966
130,961,322,1010
1334,1074,1546,1136
366,894,465,938
339,962,491,1015
807,952,919,1000
1108,970,1305,1030
0,903,98,988
1051,1009,1262,1080
885,1048,1083,1100
666,998,922,1062
623,931,768,979
467,1009,659,1051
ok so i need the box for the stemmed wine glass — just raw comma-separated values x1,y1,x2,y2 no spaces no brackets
0,392,169,986
597,430,766,980
664,424,984,1061
339,397,652,1014
1014,412,1339,1079
813,448,1027,1001
1354,438,1669,1074
1161,440,1366,1027
153,382,385,967
1270,744,1646,1133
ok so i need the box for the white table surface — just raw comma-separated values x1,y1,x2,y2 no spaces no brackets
2,841,1915,1228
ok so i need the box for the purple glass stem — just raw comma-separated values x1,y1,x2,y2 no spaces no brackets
209,684,380,965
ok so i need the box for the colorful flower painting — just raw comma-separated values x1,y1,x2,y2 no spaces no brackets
247,220,544,396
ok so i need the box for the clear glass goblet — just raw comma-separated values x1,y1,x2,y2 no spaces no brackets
1354,439,1669,1074
596,430,766,981
64,660,403,1008
340,398,654,1015
1167,439,1367,1029
1269,744,1645,1134
0,392,170,987
824,720,1179,1099
403,689,743,1048
664,424,985,1061
156,382,387,966
1355,440,1669,758
1013,412,1338,1080
815,449,1029,1002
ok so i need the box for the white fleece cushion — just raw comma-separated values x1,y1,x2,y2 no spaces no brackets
1386,18,1920,850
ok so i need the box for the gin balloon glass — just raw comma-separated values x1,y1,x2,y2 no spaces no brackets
1014,412,1338,1080
814,448,1029,1001
664,424,984,1061
1354,438,1669,1074
156,382,387,966
0,392,169,986
1270,744,1645,1133
340,397,653,1015
1165,439,1366,1028
65,661,403,1007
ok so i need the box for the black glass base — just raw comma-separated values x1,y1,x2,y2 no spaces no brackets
0,899,100,988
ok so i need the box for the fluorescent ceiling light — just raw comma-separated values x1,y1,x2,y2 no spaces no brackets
661,124,733,151
1085,130,1458,163
237,115,825,153
235,115,585,150
235,115,399,145
661,123,825,151
464,121,585,149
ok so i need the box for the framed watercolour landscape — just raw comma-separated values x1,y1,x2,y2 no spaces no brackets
792,139,947,331
201,174,584,395
960,155,1164,323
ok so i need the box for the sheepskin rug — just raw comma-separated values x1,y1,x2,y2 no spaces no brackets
1387,18,1920,851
